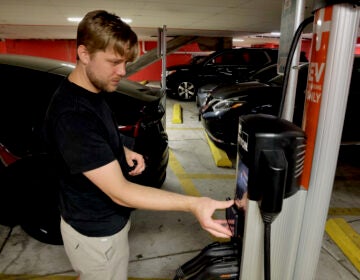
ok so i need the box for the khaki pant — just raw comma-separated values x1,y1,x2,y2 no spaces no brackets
60,218,130,280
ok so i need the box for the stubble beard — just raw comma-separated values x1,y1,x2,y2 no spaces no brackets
86,67,116,93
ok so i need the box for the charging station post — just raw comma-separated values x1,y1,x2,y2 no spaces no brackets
293,2,359,279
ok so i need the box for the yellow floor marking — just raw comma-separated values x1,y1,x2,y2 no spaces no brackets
168,150,200,197
325,218,360,272
168,149,230,243
171,104,182,124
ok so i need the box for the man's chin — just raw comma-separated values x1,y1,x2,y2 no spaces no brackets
104,85,118,93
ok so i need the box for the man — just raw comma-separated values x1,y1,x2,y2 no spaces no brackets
44,10,233,280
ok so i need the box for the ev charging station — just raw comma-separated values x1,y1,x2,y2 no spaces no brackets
173,1,359,279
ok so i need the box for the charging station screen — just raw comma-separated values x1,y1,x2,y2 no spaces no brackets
235,160,248,211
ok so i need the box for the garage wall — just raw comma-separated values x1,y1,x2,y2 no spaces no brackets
3,38,357,81
2,39,77,62
0,39,209,82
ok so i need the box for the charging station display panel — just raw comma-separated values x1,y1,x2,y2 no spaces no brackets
226,155,247,239
226,121,249,239
235,160,248,211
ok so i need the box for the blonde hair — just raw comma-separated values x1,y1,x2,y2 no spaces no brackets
77,10,138,61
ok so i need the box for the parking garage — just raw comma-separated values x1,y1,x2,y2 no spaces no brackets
0,1,359,280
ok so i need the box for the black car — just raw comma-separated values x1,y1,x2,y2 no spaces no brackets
0,54,169,244
196,63,279,107
166,48,279,101
200,58,360,148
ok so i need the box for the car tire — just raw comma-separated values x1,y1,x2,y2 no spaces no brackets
177,80,197,100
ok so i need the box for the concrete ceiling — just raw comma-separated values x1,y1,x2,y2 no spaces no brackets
0,0,316,46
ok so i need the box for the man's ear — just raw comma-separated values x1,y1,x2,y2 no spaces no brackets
77,45,90,64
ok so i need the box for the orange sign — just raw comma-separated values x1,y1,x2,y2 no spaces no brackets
300,6,333,190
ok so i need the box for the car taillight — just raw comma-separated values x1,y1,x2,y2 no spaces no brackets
0,143,20,167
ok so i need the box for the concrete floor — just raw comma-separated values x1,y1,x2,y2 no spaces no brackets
0,97,359,280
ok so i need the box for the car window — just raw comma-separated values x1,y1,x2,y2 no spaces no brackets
209,49,274,67
211,52,238,65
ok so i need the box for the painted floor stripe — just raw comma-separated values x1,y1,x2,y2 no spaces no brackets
168,150,201,197
325,218,360,272
168,149,230,243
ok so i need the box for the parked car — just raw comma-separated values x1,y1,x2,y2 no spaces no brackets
200,57,359,148
0,54,169,244
196,63,279,107
166,48,279,101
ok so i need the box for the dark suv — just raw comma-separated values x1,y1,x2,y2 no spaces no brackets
0,54,169,245
166,48,279,100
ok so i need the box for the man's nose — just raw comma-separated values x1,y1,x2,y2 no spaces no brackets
116,63,126,76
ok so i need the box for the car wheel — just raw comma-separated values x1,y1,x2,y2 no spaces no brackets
177,81,196,100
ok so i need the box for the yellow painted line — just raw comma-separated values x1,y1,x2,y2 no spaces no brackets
168,149,230,243
328,208,360,216
172,103,182,124
205,134,232,168
325,218,360,272
168,150,200,197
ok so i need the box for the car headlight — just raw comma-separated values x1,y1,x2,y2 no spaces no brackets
212,98,246,113
166,70,177,77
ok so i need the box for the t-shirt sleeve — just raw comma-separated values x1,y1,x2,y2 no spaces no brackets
54,111,116,174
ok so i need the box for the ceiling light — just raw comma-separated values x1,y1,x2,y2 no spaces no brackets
122,18,132,24
67,17,82,22
271,32,281,36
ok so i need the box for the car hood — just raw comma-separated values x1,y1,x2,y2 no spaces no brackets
211,81,270,99
116,79,163,102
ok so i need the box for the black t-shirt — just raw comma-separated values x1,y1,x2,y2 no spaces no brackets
44,78,131,237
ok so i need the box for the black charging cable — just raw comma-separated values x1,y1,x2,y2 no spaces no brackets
264,221,271,280
261,212,277,280
172,241,238,280
278,15,314,119
258,149,288,280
